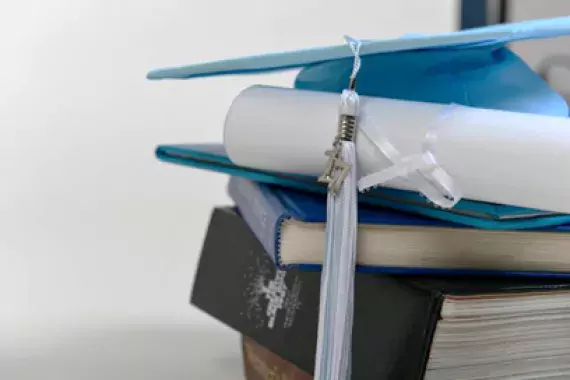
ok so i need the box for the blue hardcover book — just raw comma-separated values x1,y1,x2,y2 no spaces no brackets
157,143,570,230
227,176,570,277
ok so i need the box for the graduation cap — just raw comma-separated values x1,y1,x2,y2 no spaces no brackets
147,15,570,220
148,16,570,380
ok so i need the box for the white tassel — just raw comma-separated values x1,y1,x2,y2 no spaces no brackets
314,36,361,380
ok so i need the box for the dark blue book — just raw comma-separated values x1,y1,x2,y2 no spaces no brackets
228,177,570,277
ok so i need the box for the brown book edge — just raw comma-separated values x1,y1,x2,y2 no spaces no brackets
242,335,313,380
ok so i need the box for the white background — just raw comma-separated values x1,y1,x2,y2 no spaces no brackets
509,0,570,98
0,1,455,379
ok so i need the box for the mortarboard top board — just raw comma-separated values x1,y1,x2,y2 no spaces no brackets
146,16,570,116
147,16,570,81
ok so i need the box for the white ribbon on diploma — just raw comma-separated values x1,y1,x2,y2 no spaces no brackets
358,105,462,209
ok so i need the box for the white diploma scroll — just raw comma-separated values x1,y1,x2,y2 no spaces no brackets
224,85,570,213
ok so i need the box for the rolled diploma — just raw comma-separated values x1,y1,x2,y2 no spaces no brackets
224,85,570,213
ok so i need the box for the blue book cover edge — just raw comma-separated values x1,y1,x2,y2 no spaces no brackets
227,176,288,266
156,143,570,230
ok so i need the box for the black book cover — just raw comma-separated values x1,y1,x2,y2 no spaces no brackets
191,207,570,380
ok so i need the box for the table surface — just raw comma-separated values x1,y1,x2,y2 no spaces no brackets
2,321,245,380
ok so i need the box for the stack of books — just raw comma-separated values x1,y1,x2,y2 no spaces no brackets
188,176,570,380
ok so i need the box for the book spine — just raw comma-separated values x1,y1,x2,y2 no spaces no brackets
227,177,286,264
191,208,439,380
242,336,313,380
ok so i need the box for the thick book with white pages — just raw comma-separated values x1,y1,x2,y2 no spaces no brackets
192,207,570,380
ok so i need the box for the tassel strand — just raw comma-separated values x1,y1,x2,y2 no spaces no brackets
314,36,361,380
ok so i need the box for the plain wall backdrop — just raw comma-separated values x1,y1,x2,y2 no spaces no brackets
0,1,455,379
508,0,570,98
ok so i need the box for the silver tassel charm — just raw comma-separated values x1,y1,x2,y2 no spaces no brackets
314,36,361,380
